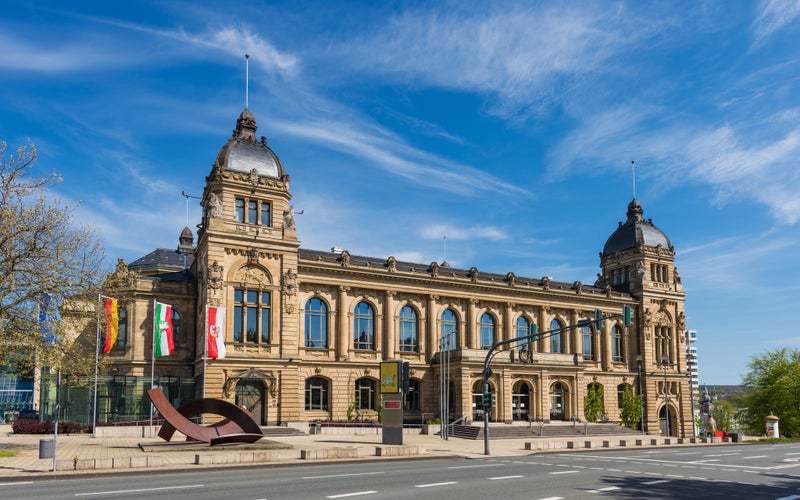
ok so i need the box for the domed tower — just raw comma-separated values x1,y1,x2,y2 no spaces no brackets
194,109,301,424
600,199,689,437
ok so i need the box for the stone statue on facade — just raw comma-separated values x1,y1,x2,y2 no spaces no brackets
208,193,222,219
208,261,224,290
283,205,296,229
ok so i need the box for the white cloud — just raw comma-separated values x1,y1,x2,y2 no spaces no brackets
420,224,509,241
752,0,800,45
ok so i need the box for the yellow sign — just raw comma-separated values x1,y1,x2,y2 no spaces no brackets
380,361,400,393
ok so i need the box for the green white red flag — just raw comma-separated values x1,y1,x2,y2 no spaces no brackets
154,302,174,357
207,306,226,359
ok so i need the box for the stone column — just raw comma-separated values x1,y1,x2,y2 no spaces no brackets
467,299,478,349
425,295,436,363
336,286,349,361
601,320,612,371
504,302,514,343
384,291,395,360
570,309,580,356
538,308,548,352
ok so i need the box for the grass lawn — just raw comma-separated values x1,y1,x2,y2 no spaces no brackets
0,450,20,457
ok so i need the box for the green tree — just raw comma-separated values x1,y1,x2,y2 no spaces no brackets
584,383,605,422
619,385,642,430
712,399,738,433
0,141,106,376
738,348,800,437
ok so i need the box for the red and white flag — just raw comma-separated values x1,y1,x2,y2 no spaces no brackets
207,306,226,359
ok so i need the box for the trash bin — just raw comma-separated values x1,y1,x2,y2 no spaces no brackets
39,439,54,459
730,432,739,443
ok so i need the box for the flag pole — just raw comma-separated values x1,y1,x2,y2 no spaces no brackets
150,299,156,438
92,295,101,438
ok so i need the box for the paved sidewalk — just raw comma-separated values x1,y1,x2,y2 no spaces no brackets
0,424,727,479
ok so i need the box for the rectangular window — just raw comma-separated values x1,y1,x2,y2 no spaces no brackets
116,308,128,347
247,200,258,224
235,198,245,222
260,202,271,226
234,288,271,344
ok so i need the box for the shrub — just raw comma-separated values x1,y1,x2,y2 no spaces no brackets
12,419,89,434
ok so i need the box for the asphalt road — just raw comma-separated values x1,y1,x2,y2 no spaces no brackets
3,443,800,499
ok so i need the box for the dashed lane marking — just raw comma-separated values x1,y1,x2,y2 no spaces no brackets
588,486,621,493
489,476,524,481
415,482,457,488
550,470,580,475
642,480,670,485
326,492,377,499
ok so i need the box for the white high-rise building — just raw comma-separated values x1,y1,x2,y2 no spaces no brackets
686,329,699,433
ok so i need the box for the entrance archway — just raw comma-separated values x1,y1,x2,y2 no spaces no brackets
659,404,677,436
236,380,266,425
549,382,567,421
472,380,494,422
512,381,532,421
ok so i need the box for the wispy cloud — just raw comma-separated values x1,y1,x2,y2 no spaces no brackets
420,224,509,241
752,0,800,46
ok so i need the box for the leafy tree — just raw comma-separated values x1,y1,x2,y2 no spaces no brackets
738,348,800,437
0,141,106,376
712,399,738,433
584,383,604,422
619,385,642,430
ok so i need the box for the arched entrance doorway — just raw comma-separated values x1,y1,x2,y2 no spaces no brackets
512,381,532,421
659,404,677,436
472,380,494,422
549,382,567,421
236,379,266,425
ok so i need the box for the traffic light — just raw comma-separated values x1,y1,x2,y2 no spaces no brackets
483,391,493,410
594,309,605,329
623,305,633,327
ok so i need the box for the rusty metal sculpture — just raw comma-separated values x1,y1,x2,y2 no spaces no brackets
146,388,263,445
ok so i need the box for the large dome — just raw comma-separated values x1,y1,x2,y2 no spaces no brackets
214,109,285,178
602,199,671,256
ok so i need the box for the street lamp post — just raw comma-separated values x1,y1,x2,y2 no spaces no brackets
636,356,644,434
662,357,670,437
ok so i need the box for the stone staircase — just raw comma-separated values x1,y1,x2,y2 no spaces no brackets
260,426,307,437
448,422,642,440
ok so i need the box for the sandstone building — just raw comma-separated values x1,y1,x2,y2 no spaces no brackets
59,109,692,436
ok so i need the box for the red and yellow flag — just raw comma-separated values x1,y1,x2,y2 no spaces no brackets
102,298,119,354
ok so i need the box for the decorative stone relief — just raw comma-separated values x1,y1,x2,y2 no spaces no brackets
429,262,439,277
386,256,397,273
541,276,551,291
340,251,351,267
233,265,270,287
506,272,516,286
249,168,259,188
208,261,224,290
207,192,222,219
469,267,479,282
283,205,296,229
572,281,583,294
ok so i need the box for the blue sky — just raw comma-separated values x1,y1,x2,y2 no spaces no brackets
3,1,800,385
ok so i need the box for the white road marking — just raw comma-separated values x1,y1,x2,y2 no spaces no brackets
606,468,622,472
416,482,458,488
785,452,800,456
743,455,768,459
642,479,670,485
666,474,684,478
489,475,524,480
304,472,385,479
448,464,504,469
75,485,205,496
688,477,707,480
326,492,377,499
537,497,564,500
0,482,33,486
588,486,621,493
776,495,800,500
550,470,580,475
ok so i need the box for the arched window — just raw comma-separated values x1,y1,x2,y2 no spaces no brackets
617,383,630,409
480,313,495,349
305,377,329,410
355,378,377,410
116,308,128,348
353,302,375,350
440,309,458,351
516,316,532,350
582,323,594,361
171,309,181,348
612,325,624,362
404,379,421,411
399,305,418,352
550,319,564,353
304,298,328,348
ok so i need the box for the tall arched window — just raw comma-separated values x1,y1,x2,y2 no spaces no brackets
550,319,564,353
399,305,418,352
172,309,181,348
440,309,458,351
304,298,328,348
116,308,128,348
612,325,624,362
353,302,375,350
516,316,532,350
305,377,329,410
355,378,377,410
582,323,594,361
480,313,495,349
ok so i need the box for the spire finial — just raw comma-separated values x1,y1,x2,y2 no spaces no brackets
631,160,636,199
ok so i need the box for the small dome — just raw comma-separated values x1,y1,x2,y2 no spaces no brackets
602,199,671,256
214,109,285,179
